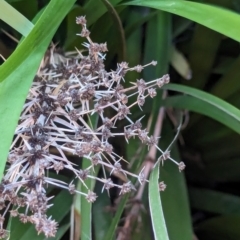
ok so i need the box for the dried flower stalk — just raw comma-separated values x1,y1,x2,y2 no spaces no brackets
0,16,185,238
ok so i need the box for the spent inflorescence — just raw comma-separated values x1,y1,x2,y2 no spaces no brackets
0,16,185,238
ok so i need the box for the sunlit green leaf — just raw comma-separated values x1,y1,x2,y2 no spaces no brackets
0,0,33,36
125,0,240,41
149,164,169,240
162,84,240,134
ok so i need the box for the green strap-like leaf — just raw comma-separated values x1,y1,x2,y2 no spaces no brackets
149,164,169,240
160,120,193,240
75,114,99,240
124,0,240,42
105,193,130,240
196,215,240,239
0,0,33,36
189,187,240,216
162,84,240,134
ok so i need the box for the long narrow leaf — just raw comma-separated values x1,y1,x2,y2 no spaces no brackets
0,0,33,36
79,114,99,240
196,215,240,240
92,181,112,240
125,0,240,42
105,193,130,240
149,163,169,240
162,84,240,134
189,188,240,216
160,120,193,240
84,0,122,26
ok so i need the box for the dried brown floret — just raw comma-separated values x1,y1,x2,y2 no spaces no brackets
86,190,97,203
2,15,178,239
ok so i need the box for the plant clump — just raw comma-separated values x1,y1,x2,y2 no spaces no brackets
1,16,185,238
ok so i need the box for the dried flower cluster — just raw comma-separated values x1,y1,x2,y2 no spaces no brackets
1,16,185,238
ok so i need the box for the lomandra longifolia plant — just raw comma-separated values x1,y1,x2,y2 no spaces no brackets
0,16,185,238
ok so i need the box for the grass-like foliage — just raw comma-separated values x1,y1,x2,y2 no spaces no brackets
0,0,240,240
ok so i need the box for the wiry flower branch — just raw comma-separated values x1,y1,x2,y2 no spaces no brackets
0,16,185,238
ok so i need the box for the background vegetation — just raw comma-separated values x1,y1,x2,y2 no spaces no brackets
0,0,240,239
